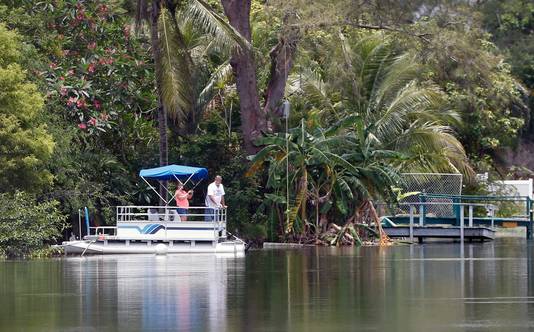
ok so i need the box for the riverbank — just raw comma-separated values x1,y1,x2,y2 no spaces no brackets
3,226,527,259
263,226,529,249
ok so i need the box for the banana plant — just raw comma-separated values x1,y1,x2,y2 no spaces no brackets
250,115,404,241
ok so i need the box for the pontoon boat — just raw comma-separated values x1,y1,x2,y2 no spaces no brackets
62,165,245,255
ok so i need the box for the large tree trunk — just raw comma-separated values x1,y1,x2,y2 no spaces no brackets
262,17,300,119
221,0,265,154
150,0,168,203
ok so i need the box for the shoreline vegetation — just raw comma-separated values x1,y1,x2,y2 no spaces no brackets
0,0,533,258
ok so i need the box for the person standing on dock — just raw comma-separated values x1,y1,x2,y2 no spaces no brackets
205,175,226,221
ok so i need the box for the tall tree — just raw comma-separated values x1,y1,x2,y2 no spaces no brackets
251,36,473,241
220,0,302,153
220,0,265,153
0,24,54,193
219,0,438,153
135,0,246,201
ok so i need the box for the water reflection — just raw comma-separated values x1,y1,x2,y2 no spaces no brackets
0,254,244,332
2,240,534,331
244,240,534,331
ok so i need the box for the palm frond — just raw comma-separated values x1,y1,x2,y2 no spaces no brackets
339,31,361,104
175,16,208,54
157,7,195,129
186,0,250,53
373,82,443,142
287,169,308,234
363,42,394,117
292,69,334,111
371,52,420,112
196,62,233,110
392,121,473,177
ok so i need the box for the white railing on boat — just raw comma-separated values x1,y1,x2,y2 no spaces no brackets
87,206,227,242
116,205,226,223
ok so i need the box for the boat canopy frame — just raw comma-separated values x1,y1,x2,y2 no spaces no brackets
139,165,208,206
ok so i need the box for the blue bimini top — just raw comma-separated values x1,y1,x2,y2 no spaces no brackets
139,165,208,182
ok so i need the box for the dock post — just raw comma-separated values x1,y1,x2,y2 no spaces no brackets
528,198,533,240
420,195,427,224
468,205,473,228
409,205,414,243
453,197,460,226
419,204,424,226
490,206,495,229
84,207,90,237
78,209,82,240
460,205,464,243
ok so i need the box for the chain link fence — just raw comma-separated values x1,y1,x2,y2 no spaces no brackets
397,173,463,217
377,173,530,222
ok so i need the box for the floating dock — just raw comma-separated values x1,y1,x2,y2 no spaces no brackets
383,225,495,242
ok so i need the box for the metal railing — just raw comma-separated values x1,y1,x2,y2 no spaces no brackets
89,226,117,237
419,193,531,220
116,205,226,224
397,202,497,242
85,206,227,238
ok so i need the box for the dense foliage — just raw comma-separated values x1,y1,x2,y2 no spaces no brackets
408,15,528,166
0,0,532,253
1,0,160,223
0,24,54,193
252,36,474,242
0,192,67,257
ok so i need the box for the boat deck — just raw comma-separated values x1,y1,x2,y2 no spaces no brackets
64,238,244,255
64,205,245,255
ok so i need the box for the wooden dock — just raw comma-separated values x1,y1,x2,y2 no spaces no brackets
383,226,495,241
380,198,533,241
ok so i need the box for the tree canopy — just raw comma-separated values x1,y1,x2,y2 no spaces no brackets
0,0,532,252
0,23,54,193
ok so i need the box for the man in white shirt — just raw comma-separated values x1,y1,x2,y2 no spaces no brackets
205,175,226,221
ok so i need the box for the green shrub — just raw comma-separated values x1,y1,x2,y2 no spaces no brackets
0,191,67,258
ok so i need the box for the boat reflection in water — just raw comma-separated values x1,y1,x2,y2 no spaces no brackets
67,253,244,331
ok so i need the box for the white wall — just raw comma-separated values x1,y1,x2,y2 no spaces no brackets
491,179,533,199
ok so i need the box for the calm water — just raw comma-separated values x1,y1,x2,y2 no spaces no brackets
2,238,534,331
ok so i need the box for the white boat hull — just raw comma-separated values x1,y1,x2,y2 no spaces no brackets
62,240,245,255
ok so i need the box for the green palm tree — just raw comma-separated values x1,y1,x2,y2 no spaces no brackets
134,0,246,201
253,34,473,244
295,34,473,177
